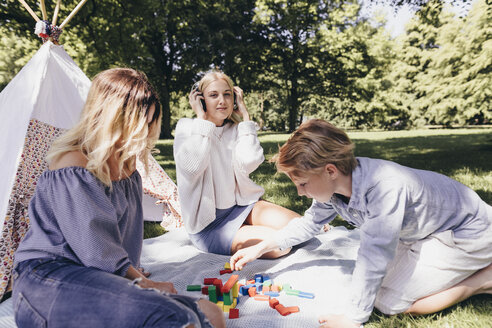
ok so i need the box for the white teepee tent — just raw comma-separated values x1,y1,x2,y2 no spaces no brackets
0,0,182,299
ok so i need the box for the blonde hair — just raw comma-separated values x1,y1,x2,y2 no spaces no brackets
272,119,357,178
47,68,162,187
197,70,241,124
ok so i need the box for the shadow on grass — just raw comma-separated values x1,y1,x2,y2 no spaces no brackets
154,132,492,214
260,132,492,205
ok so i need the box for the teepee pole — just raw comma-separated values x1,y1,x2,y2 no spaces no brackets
18,0,40,22
59,0,88,29
40,0,47,20
52,0,61,26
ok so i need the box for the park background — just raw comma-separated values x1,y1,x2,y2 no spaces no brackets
1,0,491,327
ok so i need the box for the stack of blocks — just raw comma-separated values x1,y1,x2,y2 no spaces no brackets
187,263,241,319
238,273,313,316
186,263,315,319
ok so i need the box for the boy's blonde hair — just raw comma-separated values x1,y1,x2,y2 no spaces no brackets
272,119,357,178
47,68,162,187
197,70,241,124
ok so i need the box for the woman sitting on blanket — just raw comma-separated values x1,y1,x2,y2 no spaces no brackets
13,68,224,328
230,119,492,328
174,70,299,256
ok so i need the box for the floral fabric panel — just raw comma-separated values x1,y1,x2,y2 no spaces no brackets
136,156,183,230
0,119,65,299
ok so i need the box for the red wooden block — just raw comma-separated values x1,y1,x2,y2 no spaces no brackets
248,287,256,297
247,279,255,285
201,286,209,295
204,278,216,285
221,274,239,293
213,279,223,296
269,298,280,309
229,308,239,319
220,269,233,275
285,306,299,313
275,304,291,316
254,294,270,301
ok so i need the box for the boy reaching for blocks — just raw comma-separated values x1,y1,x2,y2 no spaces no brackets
230,119,492,328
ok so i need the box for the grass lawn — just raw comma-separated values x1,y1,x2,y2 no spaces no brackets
149,128,492,327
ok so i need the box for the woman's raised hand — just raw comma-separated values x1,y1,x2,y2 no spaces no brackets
233,86,250,121
189,87,207,120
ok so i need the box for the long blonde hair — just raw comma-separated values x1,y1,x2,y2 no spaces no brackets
197,70,241,124
272,119,357,179
47,68,162,187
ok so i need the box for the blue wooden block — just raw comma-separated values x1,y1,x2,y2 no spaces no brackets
254,274,263,283
298,291,315,299
239,285,249,296
263,292,280,297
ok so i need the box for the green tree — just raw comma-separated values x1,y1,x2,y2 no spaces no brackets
253,0,373,132
422,0,491,125
381,0,444,127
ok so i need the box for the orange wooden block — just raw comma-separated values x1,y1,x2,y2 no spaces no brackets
271,285,279,292
262,286,270,293
248,287,257,297
247,279,255,285
254,294,270,301
275,304,291,316
269,298,280,309
221,274,239,293
285,306,299,313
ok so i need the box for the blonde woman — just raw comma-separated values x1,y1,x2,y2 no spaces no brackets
174,70,299,256
13,68,224,328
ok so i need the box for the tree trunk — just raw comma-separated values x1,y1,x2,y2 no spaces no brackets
288,78,299,132
258,92,265,130
158,79,173,139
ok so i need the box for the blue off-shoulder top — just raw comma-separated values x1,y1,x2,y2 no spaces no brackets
14,167,143,277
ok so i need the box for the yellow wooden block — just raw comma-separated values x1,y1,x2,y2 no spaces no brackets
232,298,237,308
216,301,224,311
224,262,231,269
223,304,231,313
232,282,239,298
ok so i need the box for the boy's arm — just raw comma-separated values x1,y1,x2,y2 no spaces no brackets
273,200,337,250
230,200,337,270
344,179,407,324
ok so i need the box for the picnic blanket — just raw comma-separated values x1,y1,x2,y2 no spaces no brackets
0,226,360,328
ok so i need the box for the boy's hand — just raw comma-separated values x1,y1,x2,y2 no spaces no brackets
230,243,265,271
318,314,360,328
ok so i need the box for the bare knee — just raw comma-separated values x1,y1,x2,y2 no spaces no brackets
197,299,225,328
262,247,292,259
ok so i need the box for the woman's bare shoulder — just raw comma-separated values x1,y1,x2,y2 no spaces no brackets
49,151,88,170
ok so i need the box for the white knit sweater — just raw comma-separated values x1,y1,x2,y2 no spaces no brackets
173,118,265,234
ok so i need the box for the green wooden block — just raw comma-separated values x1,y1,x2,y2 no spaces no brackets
286,289,300,296
223,291,232,306
208,285,217,303
187,285,202,291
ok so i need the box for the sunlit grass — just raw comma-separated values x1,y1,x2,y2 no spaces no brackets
148,128,492,326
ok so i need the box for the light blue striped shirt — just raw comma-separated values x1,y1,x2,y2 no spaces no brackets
15,167,144,277
274,157,492,323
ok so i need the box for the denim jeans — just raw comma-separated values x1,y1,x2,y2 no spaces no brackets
13,257,211,328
